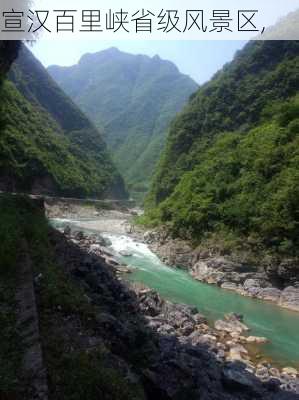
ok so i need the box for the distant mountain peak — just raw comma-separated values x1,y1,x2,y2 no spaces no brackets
106,46,120,52
48,50,198,197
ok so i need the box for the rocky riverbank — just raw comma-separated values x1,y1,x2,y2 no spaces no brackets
57,224,299,398
141,230,299,313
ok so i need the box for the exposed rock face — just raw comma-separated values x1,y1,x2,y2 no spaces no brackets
49,224,299,399
134,288,299,398
155,241,193,269
258,288,282,302
222,362,264,396
221,282,238,291
276,261,299,287
142,230,299,313
144,230,193,268
191,257,248,285
279,287,299,312
243,279,262,291
215,314,249,335
246,336,268,344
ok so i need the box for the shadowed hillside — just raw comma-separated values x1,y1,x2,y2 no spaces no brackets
0,45,127,199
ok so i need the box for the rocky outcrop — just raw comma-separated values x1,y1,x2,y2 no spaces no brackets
144,230,194,268
258,288,282,302
246,336,268,344
279,287,299,312
214,313,249,335
202,261,299,312
133,286,299,398
142,229,299,313
48,223,299,399
191,257,257,285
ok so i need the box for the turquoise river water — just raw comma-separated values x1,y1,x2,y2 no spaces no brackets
51,218,299,368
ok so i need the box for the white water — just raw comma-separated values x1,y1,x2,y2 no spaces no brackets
51,217,299,368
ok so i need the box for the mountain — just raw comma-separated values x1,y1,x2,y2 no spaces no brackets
0,45,127,198
144,40,299,257
262,9,299,40
48,48,198,197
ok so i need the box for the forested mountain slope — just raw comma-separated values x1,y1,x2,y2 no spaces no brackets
48,48,198,195
144,40,299,256
0,45,127,199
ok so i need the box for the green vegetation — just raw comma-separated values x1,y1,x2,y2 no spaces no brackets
0,45,127,199
0,44,144,397
0,194,146,400
0,274,22,398
33,222,145,400
0,194,44,398
48,48,198,198
144,41,299,257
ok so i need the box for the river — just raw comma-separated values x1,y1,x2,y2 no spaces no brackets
51,216,299,369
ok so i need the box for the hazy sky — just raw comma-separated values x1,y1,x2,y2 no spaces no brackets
31,40,246,84
29,0,298,84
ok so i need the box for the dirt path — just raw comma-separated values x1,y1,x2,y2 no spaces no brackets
16,240,48,399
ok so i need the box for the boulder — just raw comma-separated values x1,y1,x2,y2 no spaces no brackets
228,345,248,362
280,380,299,395
269,368,281,378
225,312,244,322
191,257,246,286
257,287,282,302
243,279,261,290
115,266,132,274
214,318,249,334
279,287,299,312
222,363,263,395
282,367,298,377
229,332,244,340
156,240,194,268
90,244,101,253
105,257,120,267
191,261,224,284
119,250,133,257
193,313,208,324
74,230,85,240
221,282,238,291
246,286,262,297
179,321,195,336
277,260,299,285
189,332,217,347
143,230,160,243
246,336,268,344
63,225,71,235
255,366,269,380
138,290,164,317
208,257,243,272
96,235,111,247
157,324,176,335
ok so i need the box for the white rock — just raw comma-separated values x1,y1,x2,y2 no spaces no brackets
246,336,268,344
279,287,299,312
282,367,298,376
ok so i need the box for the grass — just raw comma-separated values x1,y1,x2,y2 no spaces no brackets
0,195,32,399
0,275,23,398
0,194,146,400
